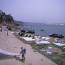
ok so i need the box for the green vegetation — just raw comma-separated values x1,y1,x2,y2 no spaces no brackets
0,10,23,26
0,10,14,25
13,28,65,65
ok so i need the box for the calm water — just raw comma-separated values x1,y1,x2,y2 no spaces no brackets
18,22,65,40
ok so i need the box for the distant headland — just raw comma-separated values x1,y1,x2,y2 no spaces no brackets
0,10,23,26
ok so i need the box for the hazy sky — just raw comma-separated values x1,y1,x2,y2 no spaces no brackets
0,0,65,24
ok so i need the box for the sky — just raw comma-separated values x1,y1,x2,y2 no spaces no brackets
0,0,65,24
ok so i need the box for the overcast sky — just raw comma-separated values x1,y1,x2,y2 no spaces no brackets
0,0,65,24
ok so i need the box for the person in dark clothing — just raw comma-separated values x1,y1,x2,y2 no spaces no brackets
20,47,26,61
6,28,8,36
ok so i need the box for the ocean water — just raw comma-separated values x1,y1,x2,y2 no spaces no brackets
18,22,65,40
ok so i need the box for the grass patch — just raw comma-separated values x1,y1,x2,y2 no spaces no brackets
13,32,65,65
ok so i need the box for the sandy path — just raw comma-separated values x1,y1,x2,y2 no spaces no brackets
0,30,57,65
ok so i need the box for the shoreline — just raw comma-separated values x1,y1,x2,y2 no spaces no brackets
13,27,65,65
18,22,65,40
0,29,57,65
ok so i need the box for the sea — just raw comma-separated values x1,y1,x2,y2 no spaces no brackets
18,22,65,40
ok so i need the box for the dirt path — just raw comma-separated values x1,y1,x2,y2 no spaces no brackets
0,30,57,65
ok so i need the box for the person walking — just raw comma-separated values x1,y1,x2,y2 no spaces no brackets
6,28,8,36
0,25,2,32
20,47,26,62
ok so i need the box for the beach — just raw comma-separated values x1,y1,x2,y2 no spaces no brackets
0,30,57,65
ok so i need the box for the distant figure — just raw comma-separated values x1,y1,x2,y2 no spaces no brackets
0,25,2,32
20,47,26,61
1,27,2,32
7,30,8,36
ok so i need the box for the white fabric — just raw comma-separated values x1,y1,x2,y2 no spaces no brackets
46,51,52,54
20,36,50,42
11,32,14,34
41,37,49,40
20,37,35,41
48,47,53,49
35,41,50,44
53,42,65,46
0,49,21,56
